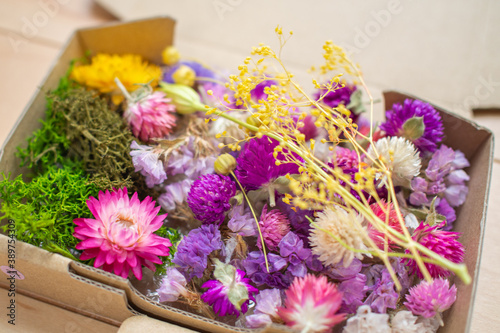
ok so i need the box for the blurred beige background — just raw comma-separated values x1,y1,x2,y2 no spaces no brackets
0,0,499,332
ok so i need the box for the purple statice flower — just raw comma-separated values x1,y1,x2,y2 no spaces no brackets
157,267,188,302
276,194,314,244
409,145,470,229
314,82,357,109
381,98,444,154
324,258,363,281
158,179,193,211
242,251,291,289
201,266,257,317
165,137,216,179
235,137,300,191
163,60,217,83
363,268,399,313
187,174,236,224
404,222,464,279
172,224,223,281
257,206,291,252
279,231,322,277
404,278,457,319
227,205,256,237
130,141,167,187
246,289,282,328
338,273,368,314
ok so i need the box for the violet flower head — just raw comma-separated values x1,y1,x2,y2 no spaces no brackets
187,173,236,224
130,141,167,188
381,98,444,153
257,206,291,252
163,60,217,83
246,289,282,328
227,205,256,237
363,269,398,313
172,224,223,281
333,146,360,170
242,251,290,289
338,273,368,314
235,137,300,191
201,261,257,317
403,222,464,278
276,194,314,243
158,179,193,211
314,82,357,109
404,278,457,319
250,79,277,102
157,267,188,302
324,258,362,281
279,231,322,277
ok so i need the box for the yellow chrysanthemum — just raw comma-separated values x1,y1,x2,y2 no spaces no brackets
71,54,162,104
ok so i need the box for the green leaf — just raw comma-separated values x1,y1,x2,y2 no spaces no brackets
402,116,425,141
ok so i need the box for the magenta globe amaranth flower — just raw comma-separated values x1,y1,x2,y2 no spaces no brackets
381,98,444,153
404,278,457,319
403,222,464,278
73,188,171,280
187,173,237,224
124,90,177,142
277,274,345,332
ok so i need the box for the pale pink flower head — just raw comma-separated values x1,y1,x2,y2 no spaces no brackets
404,278,457,318
124,90,177,142
73,188,171,280
277,274,345,332
257,206,291,252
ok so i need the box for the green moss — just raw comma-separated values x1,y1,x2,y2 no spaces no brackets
154,226,182,275
0,165,100,261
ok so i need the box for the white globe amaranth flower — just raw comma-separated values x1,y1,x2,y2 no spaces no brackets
309,207,369,268
366,136,421,187
343,305,391,333
391,311,427,333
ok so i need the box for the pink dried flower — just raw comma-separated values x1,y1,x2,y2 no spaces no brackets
333,147,360,169
403,222,464,278
257,206,291,252
73,188,171,280
404,278,457,319
367,200,404,250
277,274,345,332
124,90,177,142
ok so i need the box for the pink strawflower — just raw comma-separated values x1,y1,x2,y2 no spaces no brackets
257,206,291,252
403,222,464,278
366,201,403,250
73,188,171,280
404,278,457,318
277,274,345,332
124,91,176,142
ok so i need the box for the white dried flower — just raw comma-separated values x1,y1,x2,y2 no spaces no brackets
343,305,391,333
309,207,369,268
391,311,427,333
366,137,421,187
415,316,440,333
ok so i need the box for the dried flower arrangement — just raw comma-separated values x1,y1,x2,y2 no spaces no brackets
0,27,473,332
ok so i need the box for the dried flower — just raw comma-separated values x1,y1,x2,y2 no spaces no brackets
310,207,368,268
366,136,421,187
315,82,357,109
201,259,257,317
214,153,237,176
363,269,398,313
404,278,457,319
403,222,464,278
130,141,167,188
161,46,180,66
279,231,322,277
246,289,282,328
227,205,256,237
172,224,223,281
381,99,444,154
242,251,290,289
157,267,188,302
338,273,367,314
187,173,237,224
343,305,391,333
71,54,162,104
390,311,427,333
158,179,194,211
366,200,404,250
334,146,360,169
171,65,196,87
277,274,345,332
159,82,206,114
123,90,177,142
257,206,291,252
73,188,171,280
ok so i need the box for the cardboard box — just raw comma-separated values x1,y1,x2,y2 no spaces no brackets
0,17,494,332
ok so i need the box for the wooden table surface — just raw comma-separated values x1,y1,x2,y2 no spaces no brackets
0,1,499,332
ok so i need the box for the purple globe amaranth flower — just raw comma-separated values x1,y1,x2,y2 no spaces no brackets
172,224,223,281
314,82,357,109
235,137,300,191
403,222,464,279
250,79,277,102
381,98,444,153
257,206,291,252
363,269,399,313
130,141,167,188
201,260,257,317
404,278,457,319
187,174,236,224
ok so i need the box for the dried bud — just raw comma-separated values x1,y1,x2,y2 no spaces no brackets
159,82,206,114
161,46,180,66
214,153,237,175
172,65,196,87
